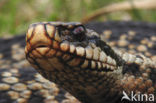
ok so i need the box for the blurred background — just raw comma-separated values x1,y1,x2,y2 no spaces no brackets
0,0,156,37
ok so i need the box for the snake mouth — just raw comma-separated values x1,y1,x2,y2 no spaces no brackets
25,22,119,72
36,44,48,48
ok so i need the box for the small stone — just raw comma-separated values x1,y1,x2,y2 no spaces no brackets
1,64,11,68
12,44,20,49
20,90,32,99
145,52,152,57
109,41,116,47
0,53,3,59
2,35,13,39
61,99,74,103
128,50,136,54
142,73,148,79
16,98,27,103
43,82,56,89
103,30,112,39
44,96,55,103
140,38,148,45
7,91,19,99
0,83,10,90
62,95,80,103
28,82,43,90
49,88,60,96
137,45,147,52
12,48,25,61
0,60,5,65
65,92,73,99
117,40,129,47
13,60,29,68
1,72,12,77
128,30,136,36
147,42,153,48
128,44,135,49
38,89,50,97
151,36,156,41
12,83,27,91
26,80,35,84
46,96,55,100
2,77,19,84
120,34,127,40
44,99,58,103
151,56,156,61
10,69,19,73
35,74,49,82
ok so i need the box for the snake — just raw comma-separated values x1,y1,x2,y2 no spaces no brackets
0,21,156,103
24,22,156,103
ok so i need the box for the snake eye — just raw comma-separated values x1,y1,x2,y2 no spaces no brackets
73,26,86,41
73,26,85,34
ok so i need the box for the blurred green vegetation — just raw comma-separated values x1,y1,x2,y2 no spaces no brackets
0,0,156,37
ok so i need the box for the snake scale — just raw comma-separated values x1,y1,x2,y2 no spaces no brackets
0,21,156,103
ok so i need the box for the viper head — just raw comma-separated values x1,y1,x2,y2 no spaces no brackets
25,22,123,74
25,22,124,102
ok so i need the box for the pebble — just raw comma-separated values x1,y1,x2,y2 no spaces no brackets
137,45,147,52
128,50,136,54
38,89,50,97
2,77,19,84
43,82,56,89
117,40,129,47
20,90,32,98
7,91,20,99
128,44,135,49
0,83,10,90
145,52,152,57
1,72,12,77
12,44,20,49
0,53,3,59
16,98,27,103
147,42,154,48
151,56,156,61
151,36,156,41
44,99,58,103
11,83,27,91
44,96,55,103
109,41,116,47
12,49,25,61
28,82,43,90
120,34,127,40
103,30,112,39
49,88,60,96
62,99,80,103
13,60,31,68
128,30,136,36
10,68,18,74
35,74,49,82
140,38,148,45
2,35,13,39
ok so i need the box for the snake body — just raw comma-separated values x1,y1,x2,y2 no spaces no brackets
25,22,156,103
